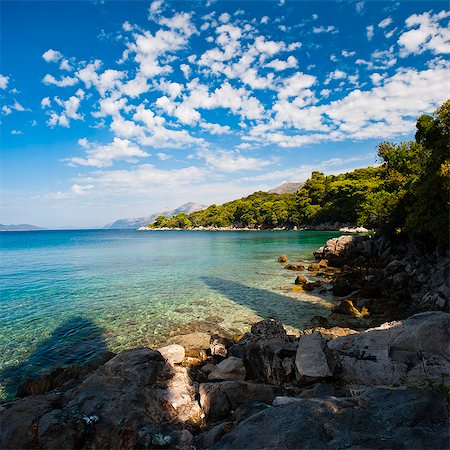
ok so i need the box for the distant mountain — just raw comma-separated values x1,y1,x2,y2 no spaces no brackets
0,224,44,231
104,202,208,229
268,182,305,194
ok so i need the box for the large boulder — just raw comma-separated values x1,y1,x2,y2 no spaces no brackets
199,381,283,422
229,319,298,385
295,332,333,379
157,344,185,364
208,357,246,381
328,311,450,386
213,388,449,449
1,348,202,450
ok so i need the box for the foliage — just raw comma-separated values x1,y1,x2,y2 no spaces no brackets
148,101,449,247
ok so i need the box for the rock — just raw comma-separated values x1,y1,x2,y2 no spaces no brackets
307,263,320,271
213,388,449,449
210,334,233,358
331,299,361,317
208,357,246,381
166,332,211,350
295,332,332,379
332,279,356,296
194,422,234,449
277,255,288,263
318,259,328,268
230,320,298,385
199,381,283,421
250,318,287,337
1,348,203,450
17,352,116,398
201,363,215,375
294,274,308,285
157,344,185,364
284,263,304,271
328,311,450,386
303,282,317,291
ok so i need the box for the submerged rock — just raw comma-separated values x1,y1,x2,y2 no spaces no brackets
277,255,288,263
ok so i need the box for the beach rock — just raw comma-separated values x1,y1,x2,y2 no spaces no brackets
295,332,332,379
210,334,233,358
284,263,304,271
1,348,203,450
157,344,185,364
307,263,320,271
229,320,298,385
194,422,234,449
294,274,308,285
213,388,449,449
318,259,328,268
331,299,361,317
328,311,450,386
199,381,283,422
166,332,211,350
277,255,288,263
208,357,246,381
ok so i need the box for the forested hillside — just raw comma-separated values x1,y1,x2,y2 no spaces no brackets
149,101,449,247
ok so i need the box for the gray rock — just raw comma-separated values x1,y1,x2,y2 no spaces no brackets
295,332,332,378
328,311,450,386
0,348,202,450
229,319,298,384
213,388,449,449
157,344,185,364
199,381,283,421
208,357,246,381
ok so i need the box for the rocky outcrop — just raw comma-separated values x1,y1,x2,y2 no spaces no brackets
228,319,298,385
328,311,450,386
213,388,449,449
1,348,202,450
314,234,450,317
199,381,283,422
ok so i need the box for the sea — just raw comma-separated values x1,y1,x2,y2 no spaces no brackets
0,229,340,400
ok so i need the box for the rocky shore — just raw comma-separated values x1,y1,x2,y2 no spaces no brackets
1,235,449,449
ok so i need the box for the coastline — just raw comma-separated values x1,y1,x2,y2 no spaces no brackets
1,233,448,449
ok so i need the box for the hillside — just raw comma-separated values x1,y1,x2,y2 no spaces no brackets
268,182,304,194
147,100,449,247
104,202,207,229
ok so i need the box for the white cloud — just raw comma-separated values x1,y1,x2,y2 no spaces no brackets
313,25,337,34
67,137,149,167
200,122,232,135
378,17,393,28
41,97,51,108
366,25,374,41
324,69,347,85
265,55,298,71
71,184,94,195
11,129,23,135
42,49,63,63
398,10,450,57
198,149,274,172
156,152,172,160
0,74,9,89
341,50,356,57
43,74,78,87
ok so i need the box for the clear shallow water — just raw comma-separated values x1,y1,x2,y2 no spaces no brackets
0,229,340,400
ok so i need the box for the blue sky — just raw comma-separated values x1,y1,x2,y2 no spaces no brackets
1,0,449,228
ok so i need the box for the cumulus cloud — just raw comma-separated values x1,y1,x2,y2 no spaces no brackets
43,74,78,87
198,149,274,172
0,74,9,89
42,49,63,63
67,137,149,167
366,25,374,41
313,25,337,34
398,10,450,57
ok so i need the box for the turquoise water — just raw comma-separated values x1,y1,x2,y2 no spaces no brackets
0,229,339,400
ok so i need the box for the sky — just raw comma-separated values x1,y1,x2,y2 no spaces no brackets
0,0,449,228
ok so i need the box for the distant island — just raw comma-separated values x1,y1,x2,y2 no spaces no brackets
0,224,44,231
104,202,208,230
